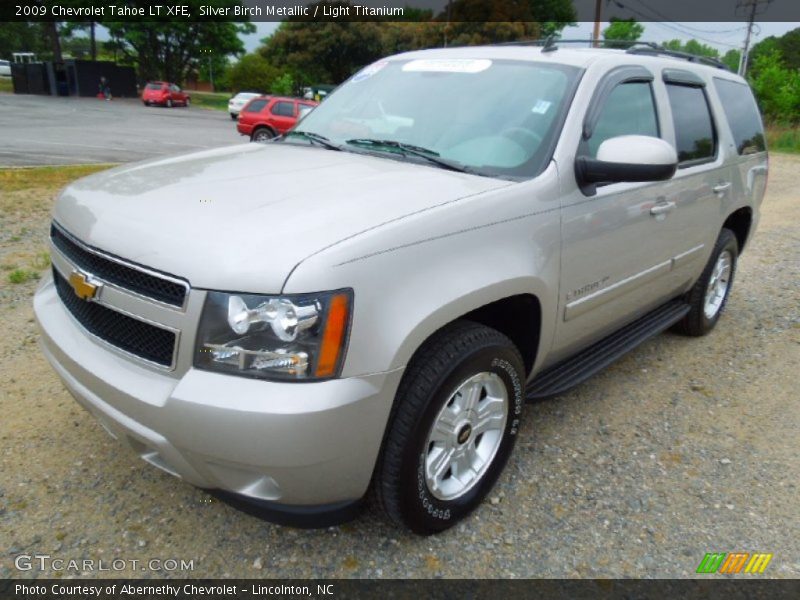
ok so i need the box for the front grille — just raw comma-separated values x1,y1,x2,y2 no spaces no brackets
54,269,176,367
50,223,187,307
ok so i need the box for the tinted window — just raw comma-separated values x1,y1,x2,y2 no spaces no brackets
587,82,659,157
666,84,716,164
713,78,766,155
244,99,267,113
271,101,295,117
146,83,163,90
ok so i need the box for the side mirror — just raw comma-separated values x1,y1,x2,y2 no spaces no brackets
576,135,678,194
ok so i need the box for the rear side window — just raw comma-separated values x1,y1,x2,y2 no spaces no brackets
586,82,659,157
713,78,766,155
666,84,716,164
244,99,267,113
146,83,163,90
271,101,295,117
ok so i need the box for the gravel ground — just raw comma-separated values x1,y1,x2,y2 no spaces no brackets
1,156,798,579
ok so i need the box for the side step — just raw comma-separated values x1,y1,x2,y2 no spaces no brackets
526,298,691,401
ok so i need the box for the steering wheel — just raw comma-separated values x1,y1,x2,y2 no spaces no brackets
500,127,543,150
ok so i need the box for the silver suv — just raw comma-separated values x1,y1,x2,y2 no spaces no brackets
35,44,767,534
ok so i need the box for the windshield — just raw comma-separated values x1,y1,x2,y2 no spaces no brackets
294,58,579,179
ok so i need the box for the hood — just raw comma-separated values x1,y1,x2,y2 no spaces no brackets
54,143,509,293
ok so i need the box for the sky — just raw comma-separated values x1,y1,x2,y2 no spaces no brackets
239,21,799,53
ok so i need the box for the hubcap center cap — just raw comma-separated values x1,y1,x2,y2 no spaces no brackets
457,423,472,445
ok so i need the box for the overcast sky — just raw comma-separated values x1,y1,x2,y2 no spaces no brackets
240,21,799,53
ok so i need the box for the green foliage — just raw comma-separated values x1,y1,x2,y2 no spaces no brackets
226,53,277,93
721,49,741,72
602,18,644,48
271,72,295,96
749,50,800,124
7,269,39,284
104,1,254,84
766,125,800,153
0,22,50,60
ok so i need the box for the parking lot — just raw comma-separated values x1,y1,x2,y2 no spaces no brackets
0,94,243,166
0,95,798,578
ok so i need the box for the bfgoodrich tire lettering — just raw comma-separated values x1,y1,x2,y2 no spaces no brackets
374,321,525,534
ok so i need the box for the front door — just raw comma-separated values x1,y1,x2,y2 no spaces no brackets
550,71,682,362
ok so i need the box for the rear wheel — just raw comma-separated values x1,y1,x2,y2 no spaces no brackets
230,113,237,120
676,228,738,336
374,321,525,534
251,128,275,143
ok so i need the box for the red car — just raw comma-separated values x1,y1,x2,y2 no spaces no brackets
236,96,318,142
142,81,190,108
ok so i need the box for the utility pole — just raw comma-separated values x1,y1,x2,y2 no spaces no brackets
593,0,603,48
737,0,772,76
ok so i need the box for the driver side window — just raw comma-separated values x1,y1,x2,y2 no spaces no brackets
586,82,659,158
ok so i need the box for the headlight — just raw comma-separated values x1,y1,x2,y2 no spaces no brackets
194,290,352,381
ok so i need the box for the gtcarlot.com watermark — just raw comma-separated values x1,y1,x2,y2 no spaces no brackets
14,553,195,573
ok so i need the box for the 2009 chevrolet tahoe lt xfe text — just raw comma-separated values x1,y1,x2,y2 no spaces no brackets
35,43,767,534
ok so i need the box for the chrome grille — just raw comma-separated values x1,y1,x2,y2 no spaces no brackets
50,223,188,308
53,268,177,367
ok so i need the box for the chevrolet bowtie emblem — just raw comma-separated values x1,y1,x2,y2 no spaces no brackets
68,270,100,301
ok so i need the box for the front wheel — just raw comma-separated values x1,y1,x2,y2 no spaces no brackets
374,321,525,534
166,98,173,108
676,228,738,336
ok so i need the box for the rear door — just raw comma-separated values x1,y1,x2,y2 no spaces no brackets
649,70,728,292
269,100,297,133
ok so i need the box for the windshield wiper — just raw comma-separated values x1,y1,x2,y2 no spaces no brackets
345,138,474,173
284,130,342,151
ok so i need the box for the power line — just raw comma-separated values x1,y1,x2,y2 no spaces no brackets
610,0,742,48
633,0,747,35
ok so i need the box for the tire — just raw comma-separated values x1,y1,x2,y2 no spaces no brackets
185,98,190,107
230,113,237,120
166,99,173,108
251,128,275,143
374,321,525,534
675,228,738,336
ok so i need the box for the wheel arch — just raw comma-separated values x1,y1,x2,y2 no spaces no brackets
722,206,753,253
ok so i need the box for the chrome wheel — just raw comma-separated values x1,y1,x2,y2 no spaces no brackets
253,129,274,143
704,250,732,319
424,372,508,501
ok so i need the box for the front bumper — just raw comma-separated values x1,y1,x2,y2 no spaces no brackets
34,275,403,508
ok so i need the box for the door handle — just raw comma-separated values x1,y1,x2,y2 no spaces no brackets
650,201,676,216
712,182,732,196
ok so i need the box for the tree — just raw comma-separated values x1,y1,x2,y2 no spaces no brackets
106,16,253,84
271,72,294,96
748,49,800,123
0,22,50,60
721,49,741,72
602,18,644,49
226,53,278,93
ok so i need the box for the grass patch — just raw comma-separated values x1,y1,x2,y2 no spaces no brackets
190,91,230,112
766,124,800,154
31,251,50,270
0,77,13,93
0,164,114,194
8,268,40,284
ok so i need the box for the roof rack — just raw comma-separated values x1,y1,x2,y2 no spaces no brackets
497,38,730,71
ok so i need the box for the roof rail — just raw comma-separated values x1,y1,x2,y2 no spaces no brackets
625,46,729,70
496,38,730,71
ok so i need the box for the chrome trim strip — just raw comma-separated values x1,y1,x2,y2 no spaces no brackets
50,251,181,372
565,260,672,322
51,221,190,311
672,244,705,270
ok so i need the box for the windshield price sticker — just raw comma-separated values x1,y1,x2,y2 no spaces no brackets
402,59,492,73
352,60,389,82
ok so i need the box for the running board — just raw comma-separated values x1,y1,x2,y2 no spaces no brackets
526,298,690,401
